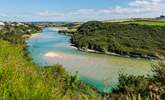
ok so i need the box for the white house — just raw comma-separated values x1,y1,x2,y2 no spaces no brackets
17,22,24,26
0,22,5,26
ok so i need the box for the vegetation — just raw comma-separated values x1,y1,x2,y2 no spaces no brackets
156,15,165,20
1,21,165,99
58,28,77,35
58,22,81,34
72,21,165,59
0,22,41,44
0,23,100,100
121,20,165,26
116,61,165,99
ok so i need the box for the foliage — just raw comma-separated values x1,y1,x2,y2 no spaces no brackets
152,62,165,85
118,93,158,100
151,62,165,99
118,74,149,95
72,21,165,58
117,62,165,99
0,23,41,44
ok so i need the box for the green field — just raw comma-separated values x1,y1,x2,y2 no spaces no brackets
122,20,165,26
105,19,165,26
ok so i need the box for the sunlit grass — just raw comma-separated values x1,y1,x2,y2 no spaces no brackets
124,20,165,26
0,40,100,99
105,20,165,26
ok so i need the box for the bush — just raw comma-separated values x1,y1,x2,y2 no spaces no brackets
118,74,149,95
117,62,165,99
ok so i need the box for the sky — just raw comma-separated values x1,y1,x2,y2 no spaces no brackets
0,0,165,22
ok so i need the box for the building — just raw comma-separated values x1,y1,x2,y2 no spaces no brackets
0,22,5,26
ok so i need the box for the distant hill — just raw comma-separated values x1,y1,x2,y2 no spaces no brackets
26,21,83,28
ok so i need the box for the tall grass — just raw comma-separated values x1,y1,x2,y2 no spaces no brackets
0,40,100,100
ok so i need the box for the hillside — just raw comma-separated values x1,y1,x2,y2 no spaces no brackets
72,21,165,59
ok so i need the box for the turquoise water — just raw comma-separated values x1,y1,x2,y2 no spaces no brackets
27,28,153,93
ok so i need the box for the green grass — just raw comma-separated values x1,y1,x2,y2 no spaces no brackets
0,40,100,100
106,20,165,26
0,40,50,99
0,23,100,99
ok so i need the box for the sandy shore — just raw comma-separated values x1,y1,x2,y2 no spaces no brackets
49,27,68,31
44,52,63,58
30,33,40,39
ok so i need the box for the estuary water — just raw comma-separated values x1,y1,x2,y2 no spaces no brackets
27,28,153,93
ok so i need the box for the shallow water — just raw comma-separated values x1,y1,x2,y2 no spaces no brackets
27,28,153,93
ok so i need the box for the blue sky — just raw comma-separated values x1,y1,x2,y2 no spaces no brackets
0,0,164,22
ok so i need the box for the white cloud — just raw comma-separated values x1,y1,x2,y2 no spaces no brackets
0,0,165,21
38,11,65,17
128,0,165,13
36,0,165,21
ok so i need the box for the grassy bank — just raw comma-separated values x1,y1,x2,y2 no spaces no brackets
0,23,100,100
0,40,100,99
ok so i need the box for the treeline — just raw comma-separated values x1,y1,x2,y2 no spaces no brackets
72,21,165,59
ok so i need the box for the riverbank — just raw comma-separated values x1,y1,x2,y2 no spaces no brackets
51,27,158,60
27,28,153,95
71,21,165,60
0,23,101,99
29,33,40,38
48,27,68,31
76,46,158,60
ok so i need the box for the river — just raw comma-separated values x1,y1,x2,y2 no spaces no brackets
27,28,153,93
